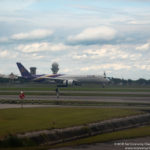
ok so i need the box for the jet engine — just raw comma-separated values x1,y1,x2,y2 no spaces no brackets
63,80,74,86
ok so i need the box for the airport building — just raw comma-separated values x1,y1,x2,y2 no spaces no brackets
30,67,36,75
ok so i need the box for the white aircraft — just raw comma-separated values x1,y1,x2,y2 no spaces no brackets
34,72,110,87
17,62,110,87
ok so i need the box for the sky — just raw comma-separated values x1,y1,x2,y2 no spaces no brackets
0,0,150,79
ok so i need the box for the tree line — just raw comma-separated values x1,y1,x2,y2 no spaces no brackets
0,77,150,86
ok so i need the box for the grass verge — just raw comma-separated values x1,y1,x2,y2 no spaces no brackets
1,124,150,150
53,125,150,148
1,86,150,92
0,107,142,139
0,92,150,97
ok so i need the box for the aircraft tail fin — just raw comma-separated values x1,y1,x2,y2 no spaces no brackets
16,62,32,78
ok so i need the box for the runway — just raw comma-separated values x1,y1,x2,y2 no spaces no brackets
50,136,150,150
0,95,150,103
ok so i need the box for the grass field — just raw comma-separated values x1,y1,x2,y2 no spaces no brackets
0,107,142,139
0,83,150,92
1,91,150,97
1,123,150,150
0,88,150,92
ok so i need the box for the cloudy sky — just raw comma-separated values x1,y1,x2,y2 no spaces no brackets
0,0,150,79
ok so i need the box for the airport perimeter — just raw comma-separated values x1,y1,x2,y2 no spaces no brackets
0,84,150,150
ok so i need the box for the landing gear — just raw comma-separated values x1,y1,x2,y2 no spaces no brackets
102,84,106,88
56,87,60,98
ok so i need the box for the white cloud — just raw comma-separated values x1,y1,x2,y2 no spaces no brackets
17,42,69,53
0,50,9,58
68,26,116,43
11,29,53,40
84,45,131,60
134,64,150,70
0,0,37,12
0,37,8,42
32,53,44,60
136,43,150,51
81,63,131,71
71,44,142,62
73,54,87,59
84,48,107,57
0,50,18,59
63,68,70,73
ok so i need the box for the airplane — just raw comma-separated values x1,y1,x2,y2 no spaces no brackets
17,62,45,80
16,62,64,82
16,62,110,87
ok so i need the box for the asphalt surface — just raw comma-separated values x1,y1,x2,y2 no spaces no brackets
49,136,150,150
0,95,150,103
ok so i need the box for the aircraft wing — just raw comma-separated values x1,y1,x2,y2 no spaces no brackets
34,75,76,81
34,76,63,81
33,75,65,82
33,75,80,86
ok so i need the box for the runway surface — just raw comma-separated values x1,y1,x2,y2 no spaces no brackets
50,136,150,150
0,95,150,103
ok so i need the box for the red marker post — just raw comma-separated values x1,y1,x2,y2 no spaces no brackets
19,91,25,108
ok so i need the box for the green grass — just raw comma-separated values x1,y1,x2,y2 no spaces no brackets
0,108,142,138
0,83,150,92
54,125,150,148
2,125,150,150
0,91,150,97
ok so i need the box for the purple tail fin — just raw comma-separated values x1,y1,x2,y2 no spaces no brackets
16,62,32,79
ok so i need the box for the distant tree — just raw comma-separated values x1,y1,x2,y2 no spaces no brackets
0,78,9,83
111,78,122,85
136,78,147,85
128,79,132,85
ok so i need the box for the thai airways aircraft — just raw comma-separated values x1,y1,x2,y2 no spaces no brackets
17,62,45,79
16,62,109,87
